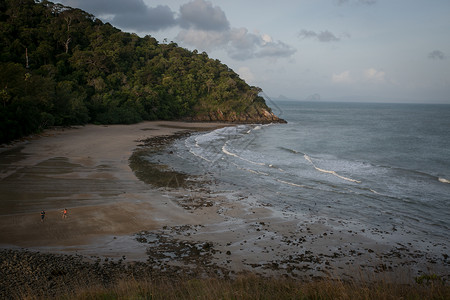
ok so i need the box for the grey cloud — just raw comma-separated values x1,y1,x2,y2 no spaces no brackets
255,41,297,59
229,28,259,50
57,0,176,31
227,47,256,61
176,3,296,61
113,5,176,32
59,0,295,61
428,50,446,60
226,29,261,60
177,27,296,61
176,29,230,50
179,0,230,31
298,30,340,42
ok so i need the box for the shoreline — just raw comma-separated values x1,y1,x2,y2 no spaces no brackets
1,121,448,286
0,121,228,252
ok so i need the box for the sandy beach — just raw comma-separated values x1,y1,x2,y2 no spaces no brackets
0,121,447,283
0,122,228,257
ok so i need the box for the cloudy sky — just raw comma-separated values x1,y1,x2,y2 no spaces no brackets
56,0,450,104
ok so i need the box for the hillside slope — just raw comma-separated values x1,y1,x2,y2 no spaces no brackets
0,0,285,144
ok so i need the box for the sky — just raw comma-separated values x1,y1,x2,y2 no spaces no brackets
55,0,450,104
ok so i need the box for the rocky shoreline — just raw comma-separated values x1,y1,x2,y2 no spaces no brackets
0,248,195,299
2,233,448,299
187,108,287,124
1,121,448,299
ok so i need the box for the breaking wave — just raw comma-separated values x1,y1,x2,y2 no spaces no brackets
184,138,212,163
222,143,265,166
303,154,361,183
276,179,307,188
438,177,450,184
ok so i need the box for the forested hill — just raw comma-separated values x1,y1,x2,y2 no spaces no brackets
0,0,285,144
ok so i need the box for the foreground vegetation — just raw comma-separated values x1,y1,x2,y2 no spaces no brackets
21,275,449,300
4,249,447,299
0,0,278,144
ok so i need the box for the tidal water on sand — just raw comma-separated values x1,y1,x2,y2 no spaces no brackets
147,101,450,253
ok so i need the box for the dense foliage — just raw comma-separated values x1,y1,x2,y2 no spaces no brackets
0,0,275,144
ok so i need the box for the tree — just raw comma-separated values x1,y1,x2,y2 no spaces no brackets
0,0,280,144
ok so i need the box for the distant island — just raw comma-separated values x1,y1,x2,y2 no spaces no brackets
0,0,285,144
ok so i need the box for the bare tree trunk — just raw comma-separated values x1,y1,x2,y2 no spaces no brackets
64,16,72,53
64,37,71,54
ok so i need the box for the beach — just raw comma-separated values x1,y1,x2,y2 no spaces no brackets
0,122,230,257
0,121,448,286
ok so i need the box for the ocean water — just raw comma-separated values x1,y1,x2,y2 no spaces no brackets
148,101,450,250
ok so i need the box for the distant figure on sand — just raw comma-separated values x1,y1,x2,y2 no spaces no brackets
40,210,45,222
62,208,67,219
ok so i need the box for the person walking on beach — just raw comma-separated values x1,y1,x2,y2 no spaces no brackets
62,208,67,219
40,210,45,222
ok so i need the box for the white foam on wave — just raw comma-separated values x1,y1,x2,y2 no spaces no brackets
245,123,272,135
268,164,285,172
196,125,247,144
194,130,220,144
222,143,265,166
276,179,307,188
230,162,268,176
185,138,212,163
248,169,269,176
438,177,450,184
304,154,361,184
185,125,258,164
370,189,380,195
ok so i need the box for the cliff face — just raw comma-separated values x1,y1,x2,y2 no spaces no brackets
188,108,287,124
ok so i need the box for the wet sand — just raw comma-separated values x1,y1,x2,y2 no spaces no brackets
0,121,448,282
0,122,226,257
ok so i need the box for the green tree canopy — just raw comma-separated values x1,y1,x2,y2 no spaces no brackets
0,0,283,144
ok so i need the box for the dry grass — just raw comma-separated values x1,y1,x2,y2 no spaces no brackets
28,274,448,300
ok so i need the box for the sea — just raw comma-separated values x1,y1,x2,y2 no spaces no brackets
147,101,450,252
